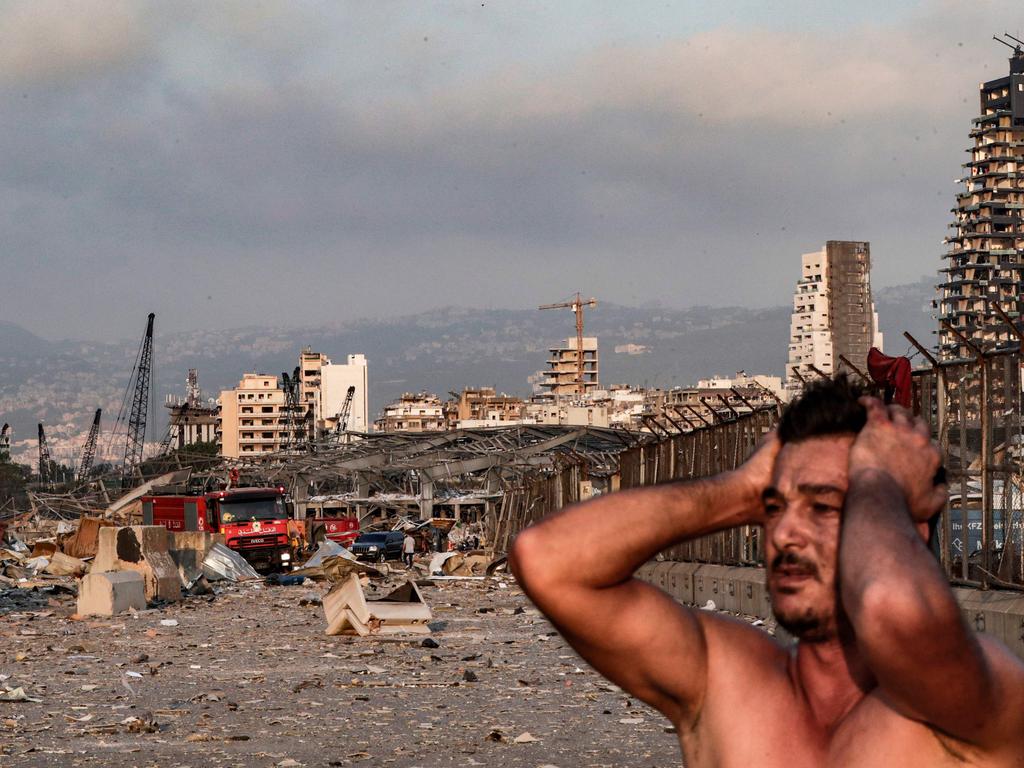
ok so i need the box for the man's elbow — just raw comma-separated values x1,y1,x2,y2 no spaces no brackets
509,526,560,596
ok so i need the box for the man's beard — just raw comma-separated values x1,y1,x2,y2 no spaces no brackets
774,604,835,643
770,551,834,642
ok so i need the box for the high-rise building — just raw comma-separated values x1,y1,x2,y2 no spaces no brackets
939,43,1024,358
320,354,370,434
540,337,599,397
785,241,882,398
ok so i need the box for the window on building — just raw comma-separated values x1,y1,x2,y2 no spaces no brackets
262,406,273,413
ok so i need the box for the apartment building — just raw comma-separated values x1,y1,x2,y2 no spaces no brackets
785,241,882,398
216,373,288,458
374,392,447,433
940,44,1024,357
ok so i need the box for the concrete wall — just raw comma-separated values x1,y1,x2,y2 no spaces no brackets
635,562,1024,660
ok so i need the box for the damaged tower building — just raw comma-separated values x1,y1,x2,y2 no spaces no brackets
785,240,883,398
939,42,1024,358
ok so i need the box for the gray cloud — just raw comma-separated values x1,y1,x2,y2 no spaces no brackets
0,1,1020,340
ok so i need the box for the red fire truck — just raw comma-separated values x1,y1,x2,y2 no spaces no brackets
142,486,360,571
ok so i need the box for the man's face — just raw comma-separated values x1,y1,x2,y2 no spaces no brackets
763,435,854,642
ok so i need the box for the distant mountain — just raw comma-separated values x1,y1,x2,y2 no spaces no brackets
0,277,939,464
0,320,49,358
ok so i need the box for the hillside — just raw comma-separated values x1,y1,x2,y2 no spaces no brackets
0,277,939,464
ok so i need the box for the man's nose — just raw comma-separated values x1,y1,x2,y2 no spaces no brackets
770,508,811,551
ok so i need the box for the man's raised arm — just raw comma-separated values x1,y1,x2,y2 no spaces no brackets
839,398,1024,751
509,435,777,726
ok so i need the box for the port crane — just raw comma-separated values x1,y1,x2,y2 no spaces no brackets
77,408,102,482
333,386,356,434
114,313,156,487
0,423,9,461
539,292,597,392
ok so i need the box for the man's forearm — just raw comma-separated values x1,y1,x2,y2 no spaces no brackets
511,470,759,589
839,469,954,618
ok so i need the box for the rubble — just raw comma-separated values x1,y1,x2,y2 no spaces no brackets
93,526,181,602
201,542,260,582
0,574,684,767
323,574,433,636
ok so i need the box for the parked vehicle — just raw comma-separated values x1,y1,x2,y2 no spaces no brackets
350,531,405,562
142,487,299,572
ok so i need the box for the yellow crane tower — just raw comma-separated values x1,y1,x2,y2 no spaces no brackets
539,292,598,392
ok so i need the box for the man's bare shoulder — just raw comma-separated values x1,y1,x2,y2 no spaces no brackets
693,611,792,687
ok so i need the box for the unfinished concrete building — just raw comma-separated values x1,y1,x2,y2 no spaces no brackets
785,241,882,397
939,44,1024,358
540,337,599,397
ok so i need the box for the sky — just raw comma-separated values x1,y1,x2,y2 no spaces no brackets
1,0,1022,341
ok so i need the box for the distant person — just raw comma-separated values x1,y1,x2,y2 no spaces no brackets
511,376,1024,766
403,532,416,568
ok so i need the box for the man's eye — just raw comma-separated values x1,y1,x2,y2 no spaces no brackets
764,504,782,517
813,503,838,514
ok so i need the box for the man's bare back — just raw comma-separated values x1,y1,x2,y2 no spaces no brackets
510,378,1024,766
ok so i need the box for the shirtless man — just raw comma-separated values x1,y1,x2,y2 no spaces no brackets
510,376,1024,766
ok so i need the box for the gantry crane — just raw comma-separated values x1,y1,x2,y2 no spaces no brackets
0,423,9,461
539,292,597,391
78,408,102,482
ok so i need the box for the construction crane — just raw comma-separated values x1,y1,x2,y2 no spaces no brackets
38,423,53,489
539,292,597,392
121,313,155,487
77,408,102,482
0,423,9,461
334,386,356,434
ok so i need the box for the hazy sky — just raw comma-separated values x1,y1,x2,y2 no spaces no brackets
2,1,1022,341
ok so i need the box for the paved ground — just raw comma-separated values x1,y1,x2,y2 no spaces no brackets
0,575,683,767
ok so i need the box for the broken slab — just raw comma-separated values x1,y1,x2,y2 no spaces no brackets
77,571,146,617
93,526,181,602
323,573,432,636
61,516,115,559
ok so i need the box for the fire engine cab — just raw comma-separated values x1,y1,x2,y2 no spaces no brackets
142,486,298,571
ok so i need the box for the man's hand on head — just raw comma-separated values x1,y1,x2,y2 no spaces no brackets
730,430,780,525
849,396,947,523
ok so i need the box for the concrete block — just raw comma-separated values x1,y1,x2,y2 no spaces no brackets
93,526,181,602
77,571,146,617
667,562,698,605
718,567,743,614
651,561,675,592
634,562,657,584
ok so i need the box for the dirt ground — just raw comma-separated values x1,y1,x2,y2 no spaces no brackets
0,576,683,768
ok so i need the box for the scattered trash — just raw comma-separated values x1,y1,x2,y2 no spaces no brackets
699,599,717,611
0,686,41,703
201,543,260,582
266,573,305,587
159,619,179,627
513,731,540,744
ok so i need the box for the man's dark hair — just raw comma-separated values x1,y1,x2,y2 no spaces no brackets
777,373,867,445
778,373,942,549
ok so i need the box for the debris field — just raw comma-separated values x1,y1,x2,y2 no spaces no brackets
0,578,682,768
